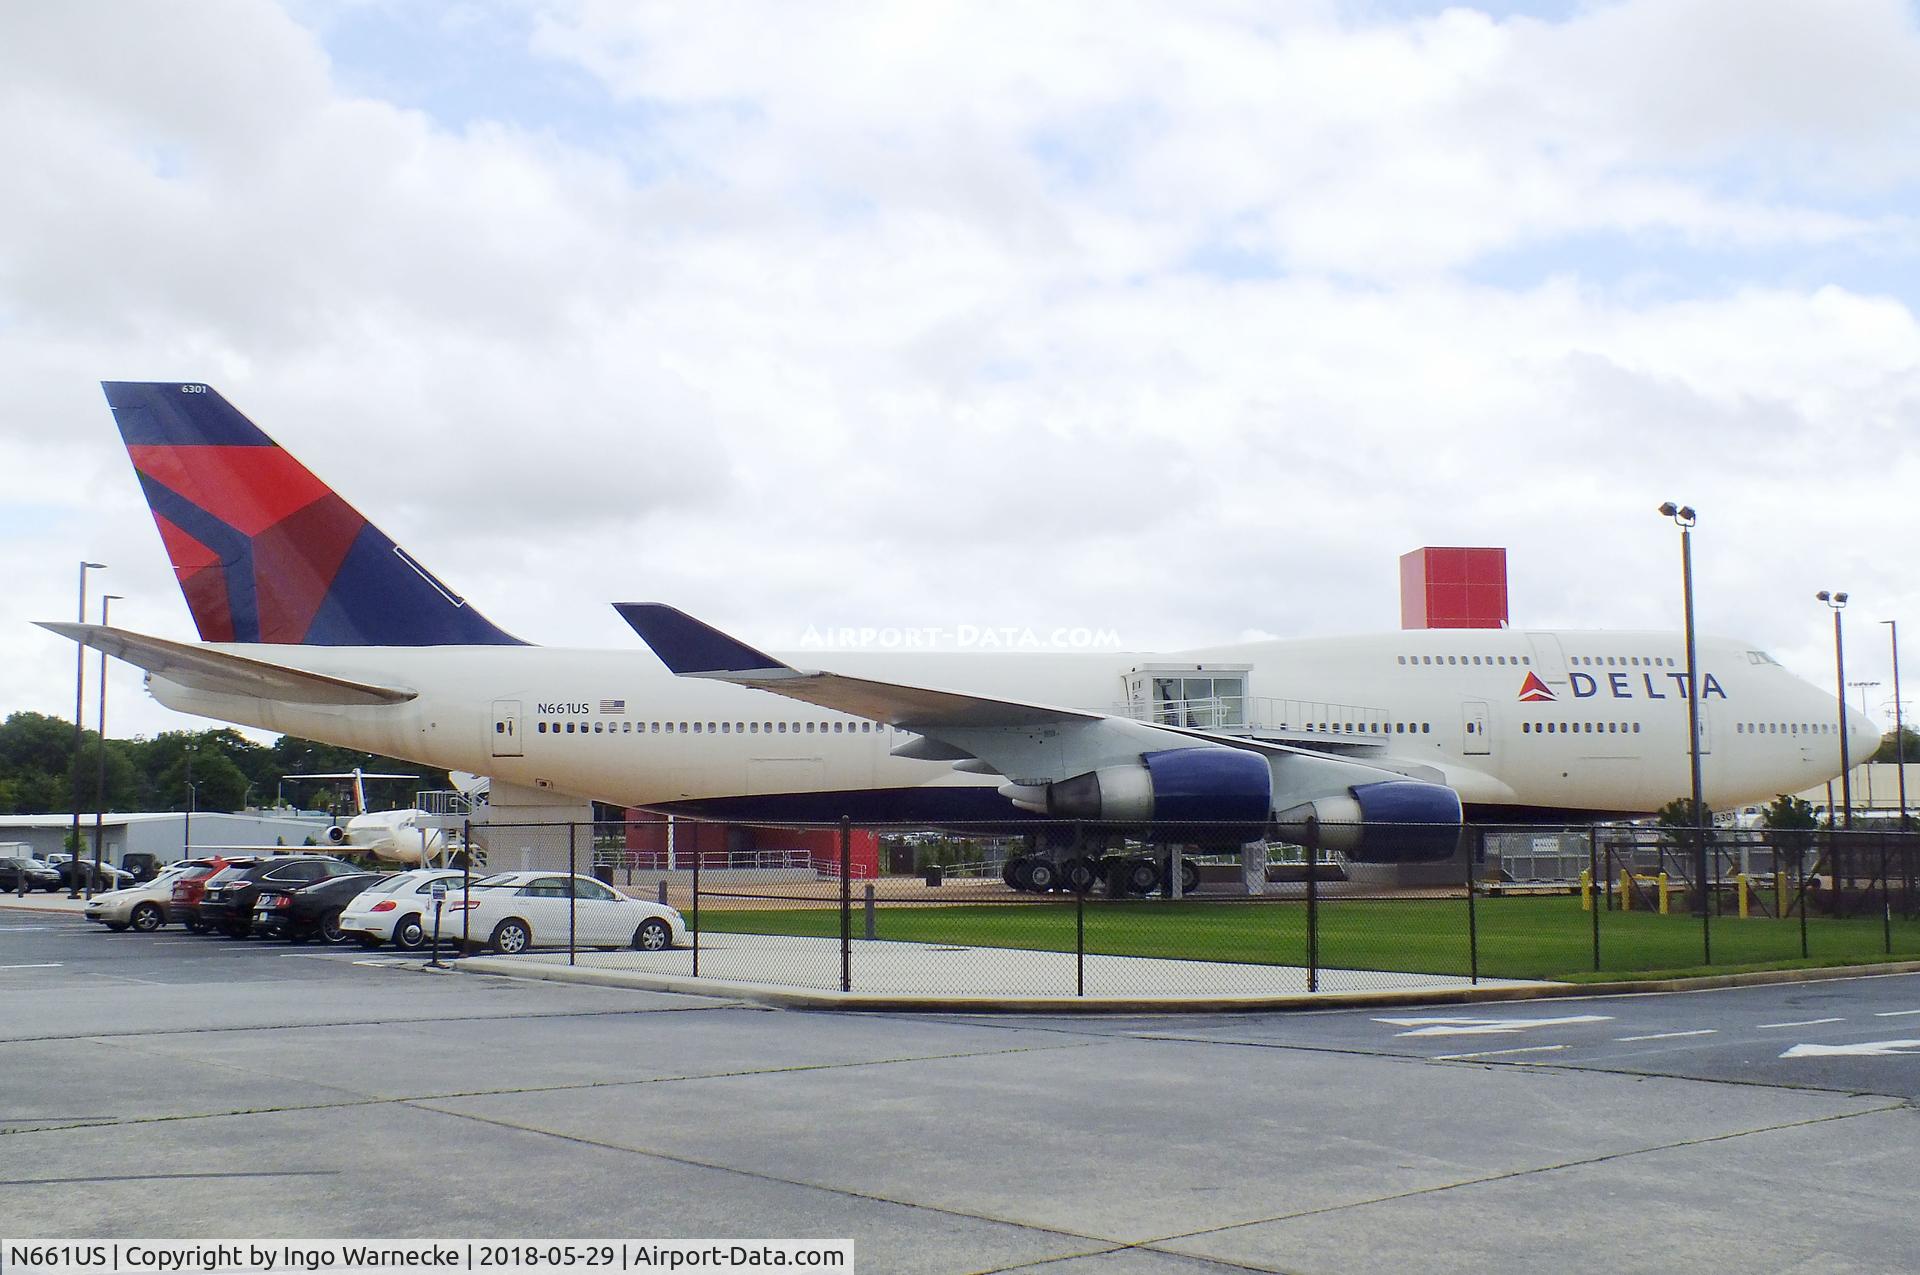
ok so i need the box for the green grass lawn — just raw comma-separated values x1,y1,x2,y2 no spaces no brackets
695,894,1920,982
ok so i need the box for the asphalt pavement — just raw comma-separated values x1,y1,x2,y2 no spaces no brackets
2,911,1916,1274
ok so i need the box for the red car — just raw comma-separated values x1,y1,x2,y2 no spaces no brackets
170,855,261,933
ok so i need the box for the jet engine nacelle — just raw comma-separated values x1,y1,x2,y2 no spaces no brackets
1041,747,1272,845
325,824,349,845
1274,779,1463,863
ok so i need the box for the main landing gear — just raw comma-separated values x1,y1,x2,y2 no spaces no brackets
1002,851,1201,897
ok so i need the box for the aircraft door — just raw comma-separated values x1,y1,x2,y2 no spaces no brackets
491,700,524,758
1463,701,1491,755
1524,633,1569,690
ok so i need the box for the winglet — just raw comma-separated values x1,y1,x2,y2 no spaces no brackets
614,603,795,678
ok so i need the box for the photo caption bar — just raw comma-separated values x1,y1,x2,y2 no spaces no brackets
2,1241,853,1274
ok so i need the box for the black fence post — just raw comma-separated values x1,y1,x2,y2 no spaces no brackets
567,822,577,966
1589,822,1601,972
1881,832,1894,955
1799,832,1813,959
690,823,701,978
1465,835,1479,986
461,818,472,956
1305,836,1319,994
839,816,852,994
1698,825,1712,967
1074,821,1085,998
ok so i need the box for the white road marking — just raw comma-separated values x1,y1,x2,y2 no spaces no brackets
1781,1039,1920,1058
1873,1009,1920,1018
1374,1014,1611,1038
0,963,62,970
1758,1017,1844,1029
1434,1045,1569,1061
1615,1029,1718,1042
0,926,51,932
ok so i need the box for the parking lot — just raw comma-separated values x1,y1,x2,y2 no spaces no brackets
3,906,1918,1273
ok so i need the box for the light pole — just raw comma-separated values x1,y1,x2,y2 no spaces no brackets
1818,591,1853,829
68,561,106,898
1884,621,1908,832
1659,503,1709,944
182,742,199,860
89,594,123,898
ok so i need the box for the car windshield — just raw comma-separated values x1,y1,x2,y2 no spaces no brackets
468,873,522,889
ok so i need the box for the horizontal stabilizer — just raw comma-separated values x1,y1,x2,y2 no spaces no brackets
39,623,417,706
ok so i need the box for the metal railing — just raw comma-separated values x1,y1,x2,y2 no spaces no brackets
1110,696,1394,738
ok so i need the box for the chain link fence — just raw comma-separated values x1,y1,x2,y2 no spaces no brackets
439,818,1920,995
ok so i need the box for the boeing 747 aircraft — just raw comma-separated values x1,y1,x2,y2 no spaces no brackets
40,383,1878,882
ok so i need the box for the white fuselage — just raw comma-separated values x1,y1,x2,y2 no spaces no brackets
145,629,1876,823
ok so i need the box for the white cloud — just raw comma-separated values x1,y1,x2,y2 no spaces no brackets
0,0,1917,744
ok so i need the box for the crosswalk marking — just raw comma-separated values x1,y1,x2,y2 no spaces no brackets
1782,1039,1920,1058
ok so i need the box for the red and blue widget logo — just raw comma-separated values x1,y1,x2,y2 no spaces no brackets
1517,672,1556,702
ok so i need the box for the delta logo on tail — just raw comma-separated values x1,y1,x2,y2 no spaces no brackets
1517,672,1556,702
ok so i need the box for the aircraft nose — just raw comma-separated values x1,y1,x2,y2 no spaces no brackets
1852,710,1883,764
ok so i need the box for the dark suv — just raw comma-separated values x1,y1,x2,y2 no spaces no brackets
197,856,360,938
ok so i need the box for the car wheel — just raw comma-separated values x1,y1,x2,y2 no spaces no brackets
490,918,532,955
393,914,427,950
130,903,164,932
633,918,672,951
318,909,349,945
183,916,207,934
105,922,128,932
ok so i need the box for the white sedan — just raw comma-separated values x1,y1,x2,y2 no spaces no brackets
440,871,688,954
337,868,469,949
84,862,203,932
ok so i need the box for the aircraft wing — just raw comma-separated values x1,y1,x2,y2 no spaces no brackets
614,602,1435,804
39,623,418,706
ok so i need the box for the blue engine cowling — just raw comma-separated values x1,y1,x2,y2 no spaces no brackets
1045,747,1271,845
1272,779,1462,862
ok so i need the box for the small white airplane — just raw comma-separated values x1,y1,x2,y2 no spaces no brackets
282,768,449,865
40,383,1879,887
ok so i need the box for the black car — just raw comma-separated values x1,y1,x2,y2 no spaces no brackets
53,857,135,892
253,872,386,944
121,852,167,884
196,856,361,937
0,857,62,893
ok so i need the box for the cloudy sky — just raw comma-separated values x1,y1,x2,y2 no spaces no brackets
2,0,1917,741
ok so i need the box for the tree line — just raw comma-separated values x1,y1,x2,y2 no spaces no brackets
0,711,451,817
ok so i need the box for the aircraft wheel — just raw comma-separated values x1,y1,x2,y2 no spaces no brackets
1002,856,1025,889
1122,858,1160,896
1062,856,1098,894
1008,857,1036,893
1180,859,1201,895
1026,859,1060,892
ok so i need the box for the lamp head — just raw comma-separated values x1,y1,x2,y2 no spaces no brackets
1837,592,1849,605
1658,502,1677,517
1818,590,1832,603
82,561,106,570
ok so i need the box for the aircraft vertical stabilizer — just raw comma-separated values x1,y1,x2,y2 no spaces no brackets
102,381,521,646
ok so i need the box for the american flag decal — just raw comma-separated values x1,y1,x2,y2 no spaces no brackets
599,698,626,714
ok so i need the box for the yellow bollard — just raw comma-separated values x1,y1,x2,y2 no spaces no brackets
1737,873,1749,919
1657,872,1670,915
1775,870,1787,919
1580,869,1592,912
1621,869,1633,911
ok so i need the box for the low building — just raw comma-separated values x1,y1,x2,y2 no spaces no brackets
0,811,336,867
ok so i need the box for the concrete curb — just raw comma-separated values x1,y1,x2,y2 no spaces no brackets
0,899,90,916
455,955,1920,1013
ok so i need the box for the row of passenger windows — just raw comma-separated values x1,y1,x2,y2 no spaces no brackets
1738,722,1834,736
1570,655,1677,668
1398,654,1531,667
537,719,878,736
1522,721,1643,735
1310,721,1432,734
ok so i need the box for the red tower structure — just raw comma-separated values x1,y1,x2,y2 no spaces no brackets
1400,547,1508,630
